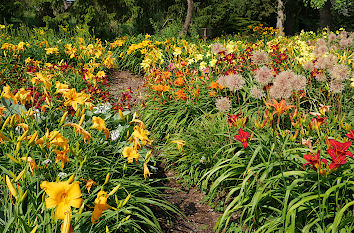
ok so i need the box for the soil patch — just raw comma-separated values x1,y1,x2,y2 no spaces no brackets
159,169,222,233
108,70,145,108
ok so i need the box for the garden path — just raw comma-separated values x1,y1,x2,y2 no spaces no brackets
109,71,221,233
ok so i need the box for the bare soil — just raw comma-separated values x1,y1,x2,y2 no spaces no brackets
109,70,221,233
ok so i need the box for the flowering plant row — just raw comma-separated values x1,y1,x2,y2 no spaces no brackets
0,25,174,233
140,29,354,232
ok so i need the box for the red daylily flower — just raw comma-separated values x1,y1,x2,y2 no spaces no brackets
234,128,251,148
327,139,353,158
346,130,354,141
228,114,248,127
327,139,352,171
303,150,327,175
309,115,328,131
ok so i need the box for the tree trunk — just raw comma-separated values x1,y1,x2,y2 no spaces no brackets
180,0,193,37
276,0,285,36
319,0,332,29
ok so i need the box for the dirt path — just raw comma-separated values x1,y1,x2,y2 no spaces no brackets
109,71,221,233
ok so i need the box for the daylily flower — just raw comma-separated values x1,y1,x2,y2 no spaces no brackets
234,128,251,148
21,156,38,174
1,85,14,99
122,146,140,163
129,125,151,149
171,140,185,152
301,138,313,150
81,178,97,193
91,116,110,138
0,106,6,117
64,123,91,142
327,139,352,171
309,115,328,131
40,179,82,220
319,104,331,115
91,191,111,224
303,150,327,175
228,113,248,128
327,139,353,158
346,130,354,141
55,149,70,169
143,162,151,179
265,99,295,116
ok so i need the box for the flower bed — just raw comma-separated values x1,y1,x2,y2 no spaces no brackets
138,30,354,232
0,25,176,233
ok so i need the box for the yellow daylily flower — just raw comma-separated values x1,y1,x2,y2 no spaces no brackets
91,191,111,224
171,140,185,152
91,116,109,138
0,106,6,117
122,146,140,163
6,175,18,199
40,179,82,220
1,85,14,99
143,162,151,179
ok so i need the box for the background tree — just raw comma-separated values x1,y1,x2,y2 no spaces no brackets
180,0,193,36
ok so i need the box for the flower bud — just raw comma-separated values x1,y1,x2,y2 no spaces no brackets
59,112,68,126
6,175,18,199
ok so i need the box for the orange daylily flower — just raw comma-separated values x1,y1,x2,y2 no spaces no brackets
174,77,184,86
17,123,29,132
55,149,70,169
265,99,295,116
209,81,219,89
81,178,97,193
0,106,6,117
175,89,187,100
171,140,185,152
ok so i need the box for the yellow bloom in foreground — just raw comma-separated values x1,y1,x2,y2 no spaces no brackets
40,179,82,220
122,146,140,163
91,116,110,138
91,191,111,224
171,140,185,152
129,125,151,149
